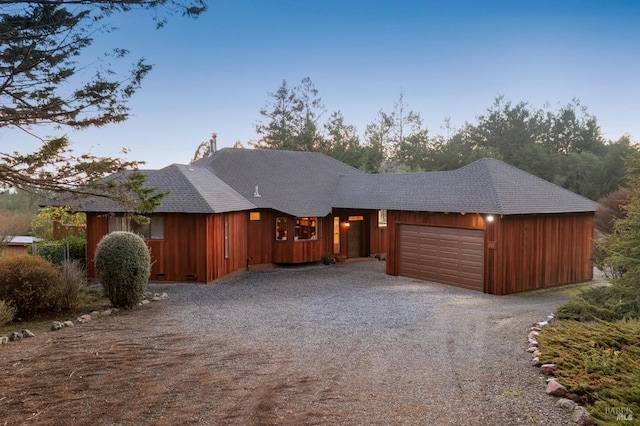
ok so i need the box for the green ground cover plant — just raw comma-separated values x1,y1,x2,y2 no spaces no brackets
538,319,640,425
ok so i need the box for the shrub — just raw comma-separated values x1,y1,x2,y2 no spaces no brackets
0,254,62,318
556,284,640,322
33,235,87,269
0,300,16,325
95,231,150,308
58,259,87,313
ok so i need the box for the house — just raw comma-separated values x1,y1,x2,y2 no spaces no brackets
62,148,598,295
0,236,41,259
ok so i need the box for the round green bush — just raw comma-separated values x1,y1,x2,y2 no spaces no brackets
0,254,62,319
95,231,150,308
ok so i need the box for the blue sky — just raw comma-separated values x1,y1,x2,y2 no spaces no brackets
4,0,640,169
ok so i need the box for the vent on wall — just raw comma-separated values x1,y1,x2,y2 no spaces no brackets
254,185,261,197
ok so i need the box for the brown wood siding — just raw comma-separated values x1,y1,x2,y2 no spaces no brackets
249,212,329,264
86,212,248,283
86,212,108,279
0,245,30,259
206,212,248,281
387,211,594,295
272,214,327,263
247,209,274,266
387,211,485,276
486,213,594,295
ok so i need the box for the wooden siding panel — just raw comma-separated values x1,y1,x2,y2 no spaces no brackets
486,213,594,295
86,212,249,284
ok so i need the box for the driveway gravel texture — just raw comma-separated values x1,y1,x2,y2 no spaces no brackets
1,260,577,425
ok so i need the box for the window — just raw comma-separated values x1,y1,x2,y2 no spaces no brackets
107,215,164,240
276,217,287,240
333,217,340,253
378,209,387,228
224,214,229,259
295,217,317,241
250,211,261,221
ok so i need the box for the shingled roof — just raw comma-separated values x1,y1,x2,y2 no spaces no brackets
50,150,597,216
332,157,598,215
63,164,255,214
193,148,363,217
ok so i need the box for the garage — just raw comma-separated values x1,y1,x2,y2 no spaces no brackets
398,225,485,292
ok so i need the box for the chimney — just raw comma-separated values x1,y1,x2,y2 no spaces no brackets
209,133,217,155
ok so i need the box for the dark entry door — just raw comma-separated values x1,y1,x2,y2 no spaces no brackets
348,221,363,258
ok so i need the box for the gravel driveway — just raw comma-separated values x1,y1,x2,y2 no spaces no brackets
148,259,575,425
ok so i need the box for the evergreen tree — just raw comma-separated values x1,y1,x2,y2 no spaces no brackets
0,1,205,210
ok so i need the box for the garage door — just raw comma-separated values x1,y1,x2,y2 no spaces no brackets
398,225,484,291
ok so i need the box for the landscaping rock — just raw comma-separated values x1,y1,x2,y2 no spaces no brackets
77,314,92,323
22,329,35,338
63,321,74,327
528,330,540,340
528,337,539,346
526,346,537,353
545,379,568,397
101,309,112,316
532,349,541,357
554,398,575,411
540,363,558,376
140,299,150,306
9,331,22,341
151,292,169,302
531,357,541,367
90,311,101,320
572,405,596,425
0,336,8,344
51,321,64,331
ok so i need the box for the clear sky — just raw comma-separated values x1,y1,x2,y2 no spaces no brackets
3,0,640,169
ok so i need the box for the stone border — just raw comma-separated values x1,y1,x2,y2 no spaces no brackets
0,291,168,346
527,314,595,426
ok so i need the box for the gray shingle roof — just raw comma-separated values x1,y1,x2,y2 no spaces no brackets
63,164,255,214
193,148,363,217
333,157,598,215
46,151,597,216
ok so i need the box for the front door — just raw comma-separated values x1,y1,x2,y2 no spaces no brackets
348,221,363,258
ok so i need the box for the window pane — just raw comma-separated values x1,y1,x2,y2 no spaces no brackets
295,217,317,241
276,217,287,240
131,220,151,239
150,217,164,240
108,216,127,232
224,214,229,258
378,210,387,228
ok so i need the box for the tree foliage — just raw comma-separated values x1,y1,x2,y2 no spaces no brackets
253,80,638,202
0,209,32,253
598,156,640,284
253,77,325,151
0,0,205,210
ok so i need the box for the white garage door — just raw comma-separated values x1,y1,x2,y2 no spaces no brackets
398,225,485,291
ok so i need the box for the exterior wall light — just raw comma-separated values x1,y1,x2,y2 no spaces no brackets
486,215,495,223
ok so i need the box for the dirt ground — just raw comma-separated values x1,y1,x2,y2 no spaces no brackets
0,305,318,426
1,262,578,425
